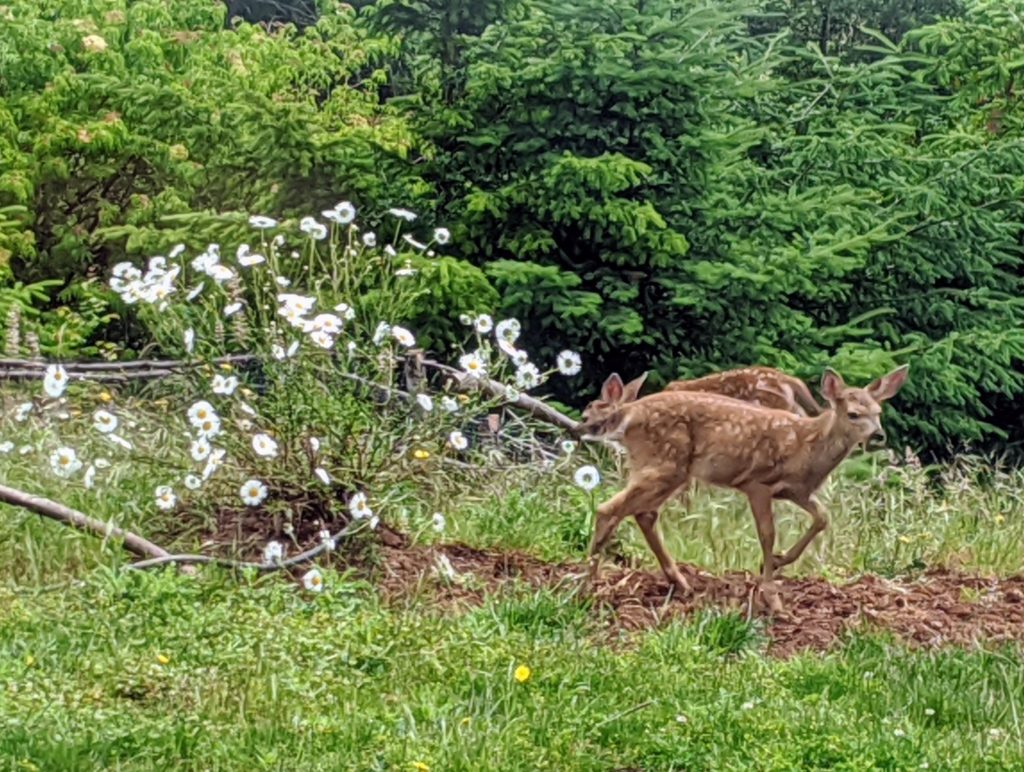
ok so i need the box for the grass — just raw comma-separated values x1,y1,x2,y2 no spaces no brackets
3,396,1024,769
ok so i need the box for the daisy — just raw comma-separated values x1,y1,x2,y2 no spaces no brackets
441,396,459,413
574,465,601,492
433,227,450,245
264,540,285,562
194,414,222,439
561,439,577,454
211,374,239,395
302,568,324,592
14,402,32,422
515,363,542,390
557,350,582,376
184,474,202,490
50,447,82,478
248,215,278,229
309,330,335,349
416,394,434,412
190,438,211,461
448,431,468,451
238,251,266,267
187,400,217,428
349,492,372,520
43,364,69,398
473,314,493,334
319,529,336,550
92,410,118,434
240,479,268,507
314,467,331,485
311,313,344,334
252,433,279,458
391,326,416,347
388,208,417,221
458,351,487,377
372,321,391,345
495,318,521,344
154,485,177,511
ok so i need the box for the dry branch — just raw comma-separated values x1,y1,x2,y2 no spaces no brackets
0,483,170,559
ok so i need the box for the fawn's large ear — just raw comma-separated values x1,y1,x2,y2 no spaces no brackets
621,372,649,404
820,368,846,403
600,373,625,403
868,364,909,403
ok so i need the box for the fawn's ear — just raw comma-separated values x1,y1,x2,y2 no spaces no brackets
621,372,649,404
820,368,846,403
600,373,625,403
868,364,909,403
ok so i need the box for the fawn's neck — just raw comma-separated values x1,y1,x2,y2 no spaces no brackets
803,410,860,483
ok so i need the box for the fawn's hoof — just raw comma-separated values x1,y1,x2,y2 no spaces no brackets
758,581,785,614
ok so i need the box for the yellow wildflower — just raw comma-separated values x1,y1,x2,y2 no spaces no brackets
514,664,531,683
412,449,430,460
98,391,113,403
219,362,233,371
156,653,170,665
24,655,35,667
411,763,430,772
995,515,1005,524
898,535,912,544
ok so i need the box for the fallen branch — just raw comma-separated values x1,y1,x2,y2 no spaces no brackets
0,483,170,559
125,521,363,572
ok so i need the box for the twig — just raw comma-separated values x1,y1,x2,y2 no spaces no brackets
591,699,656,731
125,521,362,572
0,483,170,559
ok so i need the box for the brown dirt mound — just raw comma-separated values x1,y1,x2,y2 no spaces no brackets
375,543,1024,657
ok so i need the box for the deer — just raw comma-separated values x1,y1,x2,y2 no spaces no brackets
578,364,909,612
665,366,823,417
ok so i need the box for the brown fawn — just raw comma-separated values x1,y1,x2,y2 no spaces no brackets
579,365,909,611
665,366,823,417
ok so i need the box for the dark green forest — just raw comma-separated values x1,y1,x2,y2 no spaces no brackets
2,0,1024,456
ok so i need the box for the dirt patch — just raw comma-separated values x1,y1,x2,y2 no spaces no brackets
373,543,1024,657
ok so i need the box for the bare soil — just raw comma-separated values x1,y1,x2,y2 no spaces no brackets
374,542,1024,657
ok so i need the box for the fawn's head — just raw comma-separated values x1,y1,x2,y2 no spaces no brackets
579,372,648,431
821,364,909,448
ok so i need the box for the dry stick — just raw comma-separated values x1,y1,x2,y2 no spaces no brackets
125,521,363,572
0,483,170,559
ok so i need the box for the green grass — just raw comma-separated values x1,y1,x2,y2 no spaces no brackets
1,570,1023,770
4,397,1024,769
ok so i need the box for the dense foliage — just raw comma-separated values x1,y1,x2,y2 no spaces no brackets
3,0,1024,456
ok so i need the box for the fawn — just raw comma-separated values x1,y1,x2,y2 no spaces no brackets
665,366,823,417
578,365,909,611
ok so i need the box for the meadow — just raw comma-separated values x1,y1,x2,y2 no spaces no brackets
1,208,1023,770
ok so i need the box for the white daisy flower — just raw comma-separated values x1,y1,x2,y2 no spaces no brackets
184,328,195,354
333,302,356,320
299,215,324,237
194,414,222,439
92,410,118,434
448,430,468,451
43,364,69,398
0,441,13,453
458,351,487,377
473,314,494,334
211,374,239,395
311,313,344,334
512,349,530,367
50,447,82,478
319,529,336,550
433,227,450,245
190,437,211,461
14,402,33,421
314,467,331,485
252,432,279,458
557,350,582,376
275,275,290,287
302,568,324,592
154,485,177,511
208,264,236,283
263,540,284,563
388,208,417,221
187,400,217,427
309,330,335,349
238,252,266,267
391,326,416,347
574,465,601,492
561,439,577,454
249,215,278,229
416,394,434,412
515,363,542,390
432,512,446,532
240,479,268,507
349,491,372,520
372,321,391,345
278,293,316,315
441,396,459,413
504,385,521,402
184,474,202,490
495,318,521,344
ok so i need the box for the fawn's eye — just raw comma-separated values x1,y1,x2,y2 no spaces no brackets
847,411,860,420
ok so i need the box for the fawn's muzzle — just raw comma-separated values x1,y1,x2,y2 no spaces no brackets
864,428,887,451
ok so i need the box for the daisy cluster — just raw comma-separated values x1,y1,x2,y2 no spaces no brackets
6,202,604,594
